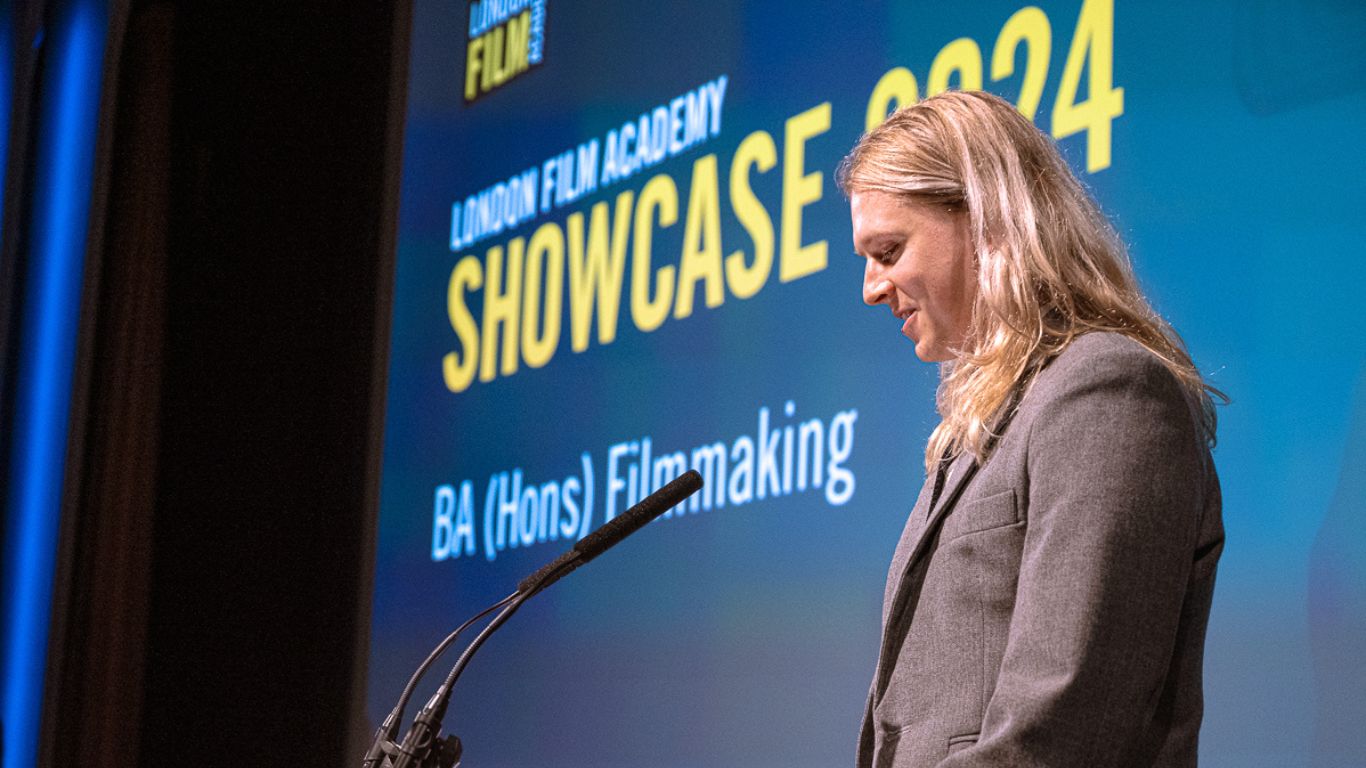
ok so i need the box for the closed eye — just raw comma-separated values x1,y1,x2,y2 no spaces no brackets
855,241,901,265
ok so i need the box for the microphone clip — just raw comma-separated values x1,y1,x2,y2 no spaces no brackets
369,732,461,768
429,734,462,768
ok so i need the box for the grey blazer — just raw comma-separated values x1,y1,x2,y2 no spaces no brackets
858,332,1224,768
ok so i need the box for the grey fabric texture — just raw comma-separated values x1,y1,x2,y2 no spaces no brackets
857,332,1224,768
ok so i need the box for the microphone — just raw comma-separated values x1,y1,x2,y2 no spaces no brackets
380,470,704,768
517,469,703,595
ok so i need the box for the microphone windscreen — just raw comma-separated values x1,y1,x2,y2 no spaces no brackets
573,470,703,562
516,549,580,594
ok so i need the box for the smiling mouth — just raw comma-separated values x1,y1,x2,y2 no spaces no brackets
896,308,917,337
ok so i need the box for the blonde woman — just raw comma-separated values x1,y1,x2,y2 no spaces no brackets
841,90,1224,767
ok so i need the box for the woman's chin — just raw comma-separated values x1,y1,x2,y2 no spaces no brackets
913,339,951,363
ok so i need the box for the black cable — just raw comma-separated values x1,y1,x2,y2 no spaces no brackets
391,589,538,768
363,590,517,767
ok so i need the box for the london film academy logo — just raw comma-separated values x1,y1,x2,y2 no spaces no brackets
464,0,546,102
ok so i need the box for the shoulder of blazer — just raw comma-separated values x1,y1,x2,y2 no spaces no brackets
1024,331,1184,408
1047,330,1163,374
1016,331,1207,472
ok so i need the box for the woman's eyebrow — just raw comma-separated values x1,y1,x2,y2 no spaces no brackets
859,233,903,250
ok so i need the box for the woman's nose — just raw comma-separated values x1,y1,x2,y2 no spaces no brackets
863,262,891,306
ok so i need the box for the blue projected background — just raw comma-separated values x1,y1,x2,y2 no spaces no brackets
364,2,1366,766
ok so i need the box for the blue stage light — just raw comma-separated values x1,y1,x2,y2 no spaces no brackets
1,2,108,767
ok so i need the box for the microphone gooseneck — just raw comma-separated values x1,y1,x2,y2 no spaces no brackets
372,470,704,768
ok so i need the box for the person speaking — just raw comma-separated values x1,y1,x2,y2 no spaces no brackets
840,90,1225,767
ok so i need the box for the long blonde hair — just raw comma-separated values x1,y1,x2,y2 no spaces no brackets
837,90,1222,473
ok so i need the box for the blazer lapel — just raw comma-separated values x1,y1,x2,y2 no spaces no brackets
880,472,938,621
900,386,1025,575
872,450,980,701
871,394,1024,704
905,450,977,570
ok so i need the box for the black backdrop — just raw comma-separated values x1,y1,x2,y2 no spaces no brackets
39,3,405,766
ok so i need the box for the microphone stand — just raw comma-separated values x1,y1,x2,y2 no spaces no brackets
364,556,581,768
362,470,702,767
